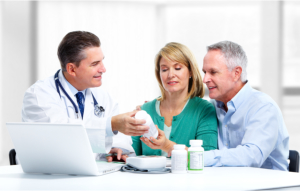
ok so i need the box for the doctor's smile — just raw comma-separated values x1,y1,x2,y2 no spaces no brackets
93,75,102,79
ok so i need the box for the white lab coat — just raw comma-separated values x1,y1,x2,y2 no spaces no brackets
22,70,133,156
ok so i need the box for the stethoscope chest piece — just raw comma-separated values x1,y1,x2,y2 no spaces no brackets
94,104,105,118
54,69,105,119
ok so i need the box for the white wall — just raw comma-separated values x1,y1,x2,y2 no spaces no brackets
283,1,300,152
162,2,261,87
283,2,300,87
0,1,2,166
37,2,161,114
261,1,283,108
0,2,35,165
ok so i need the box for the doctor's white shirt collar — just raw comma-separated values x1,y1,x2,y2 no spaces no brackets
62,74,86,99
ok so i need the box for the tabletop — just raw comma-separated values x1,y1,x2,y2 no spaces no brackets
0,165,300,191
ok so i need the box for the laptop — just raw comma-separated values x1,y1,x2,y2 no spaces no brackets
6,122,124,176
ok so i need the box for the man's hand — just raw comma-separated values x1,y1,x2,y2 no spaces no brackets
106,148,128,162
111,110,149,136
140,125,176,152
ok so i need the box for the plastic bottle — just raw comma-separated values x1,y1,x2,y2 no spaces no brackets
135,110,158,139
188,140,204,173
171,144,187,173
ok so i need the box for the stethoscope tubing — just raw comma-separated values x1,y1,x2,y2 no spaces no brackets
54,69,100,117
55,70,79,114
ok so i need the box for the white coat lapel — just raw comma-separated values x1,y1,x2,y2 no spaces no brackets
58,70,79,119
83,88,93,121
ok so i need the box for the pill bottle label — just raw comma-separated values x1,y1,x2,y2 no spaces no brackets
188,151,203,171
172,154,187,171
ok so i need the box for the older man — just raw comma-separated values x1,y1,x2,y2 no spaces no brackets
202,41,289,171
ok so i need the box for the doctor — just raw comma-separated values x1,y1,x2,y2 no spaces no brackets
22,31,149,161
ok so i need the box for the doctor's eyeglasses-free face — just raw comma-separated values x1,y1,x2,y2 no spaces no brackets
54,69,105,119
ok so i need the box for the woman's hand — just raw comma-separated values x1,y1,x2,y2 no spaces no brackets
135,105,142,111
167,145,188,157
140,125,176,152
135,101,148,111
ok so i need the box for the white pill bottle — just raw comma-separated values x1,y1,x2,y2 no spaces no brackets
171,144,187,173
188,140,204,173
135,110,158,139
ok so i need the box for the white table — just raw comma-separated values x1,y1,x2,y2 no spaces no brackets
0,165,300,190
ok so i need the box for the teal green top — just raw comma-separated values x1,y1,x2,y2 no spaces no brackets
132,97,218,156
156,99,189,157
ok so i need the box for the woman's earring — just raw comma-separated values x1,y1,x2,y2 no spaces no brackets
189,76,192,79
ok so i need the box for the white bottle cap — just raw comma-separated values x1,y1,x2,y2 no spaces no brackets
135,110,158,139
174,144,186,150
135,110,148,121
190,140,203,146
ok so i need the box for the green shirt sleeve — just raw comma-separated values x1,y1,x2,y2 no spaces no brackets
196,102,218,151
131,135,142,155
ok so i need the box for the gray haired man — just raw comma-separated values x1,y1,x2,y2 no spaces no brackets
202,41,289,171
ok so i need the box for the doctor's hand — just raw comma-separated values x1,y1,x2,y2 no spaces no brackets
111,110,149,136
140,125,176,153
106,148,128,162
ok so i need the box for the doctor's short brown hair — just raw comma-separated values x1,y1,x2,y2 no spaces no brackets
58,31,101,71
155,42,205,101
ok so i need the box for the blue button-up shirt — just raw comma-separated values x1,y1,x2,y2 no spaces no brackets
204,82,289,171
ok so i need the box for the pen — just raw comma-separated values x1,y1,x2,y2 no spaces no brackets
105,152,133,157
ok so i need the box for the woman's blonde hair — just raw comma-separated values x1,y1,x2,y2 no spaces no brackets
155,42,205,101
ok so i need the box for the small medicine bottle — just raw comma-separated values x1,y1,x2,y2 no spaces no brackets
188,140,204,173
171,144,187,173
135,110,158,139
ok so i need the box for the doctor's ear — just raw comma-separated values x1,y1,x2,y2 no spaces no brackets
65,63,77,77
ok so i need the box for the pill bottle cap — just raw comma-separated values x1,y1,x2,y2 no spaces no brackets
135,110,148,120
174,144,186,150
190,140,203,146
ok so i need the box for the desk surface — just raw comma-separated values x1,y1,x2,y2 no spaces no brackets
0,165,300,191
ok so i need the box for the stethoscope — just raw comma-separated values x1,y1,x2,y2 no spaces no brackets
54,69,105,119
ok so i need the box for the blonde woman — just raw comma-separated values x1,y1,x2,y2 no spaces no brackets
132,42,218,156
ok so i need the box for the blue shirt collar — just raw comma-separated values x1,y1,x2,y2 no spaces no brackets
216,81,251,110
231,81,251,110
62,74,86,97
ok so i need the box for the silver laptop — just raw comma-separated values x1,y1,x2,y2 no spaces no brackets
6,122,123,176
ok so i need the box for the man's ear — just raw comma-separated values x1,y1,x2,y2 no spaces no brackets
233,66,242,82
65,63,77,77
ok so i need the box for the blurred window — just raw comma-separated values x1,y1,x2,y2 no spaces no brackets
37,1,262,112
37,2,160,113
283,1,300,88
163,2,261,87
